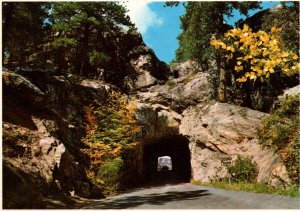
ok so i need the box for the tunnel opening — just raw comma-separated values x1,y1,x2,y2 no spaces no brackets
142,135,191,187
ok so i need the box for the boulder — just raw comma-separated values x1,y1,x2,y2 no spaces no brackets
137,70,213,113
39,137,58,155
169,72,212,109
2,70,45,104
135,102,182,144
3,118,91,198
124,44,169,91
2,162,46,209
278,84,300,101
180,102,291,186
170,60,201,78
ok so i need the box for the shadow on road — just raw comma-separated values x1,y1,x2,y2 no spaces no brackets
141,171,189,188
85,189,211,209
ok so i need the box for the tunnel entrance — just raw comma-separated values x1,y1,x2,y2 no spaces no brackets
143,135,191,187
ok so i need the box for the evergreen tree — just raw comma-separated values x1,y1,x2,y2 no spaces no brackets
50,2,133,76
167,2,262,65
2,2,50,65
262,1,299,52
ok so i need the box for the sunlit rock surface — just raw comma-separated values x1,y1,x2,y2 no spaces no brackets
180,102,291,186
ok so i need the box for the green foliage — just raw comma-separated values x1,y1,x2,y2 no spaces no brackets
258,95,299,184
81,91,141,195
2,2,51,65
168,1,261,65
50,2,133,75
2,2,135,79
88,51,110,66
192,180,299,198
50,37,77,49
262,3,299,53
97,157,124,195
228,156,258,183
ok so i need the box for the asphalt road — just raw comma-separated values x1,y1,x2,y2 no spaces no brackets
83,183,299,209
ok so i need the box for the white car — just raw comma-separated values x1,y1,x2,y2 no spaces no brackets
157,156,172,171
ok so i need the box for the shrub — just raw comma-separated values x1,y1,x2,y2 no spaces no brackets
258,95,299,184
210,24,299,83
96,157,124,195
191,180,299,198
81,91,141,195
228,156,258,183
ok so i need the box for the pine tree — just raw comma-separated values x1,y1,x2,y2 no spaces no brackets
2,2,50,65
50,2,133,76
262,2,299,52
166,2,262,65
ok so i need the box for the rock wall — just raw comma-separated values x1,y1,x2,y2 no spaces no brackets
121,102,182,183
124,46,169,90
135,103,182,143
2,26,171,207
118,30,169,91
2,26,297,208
136,60,214,113
179,102,291,186
2,70,110,208
133,59,293,187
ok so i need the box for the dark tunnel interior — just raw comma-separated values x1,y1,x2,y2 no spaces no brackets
142,135,191,187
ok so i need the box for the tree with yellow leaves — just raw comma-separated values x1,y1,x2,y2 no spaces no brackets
81,91,141,194
210,24,299,83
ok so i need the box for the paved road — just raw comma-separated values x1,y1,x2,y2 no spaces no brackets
83,183,299,209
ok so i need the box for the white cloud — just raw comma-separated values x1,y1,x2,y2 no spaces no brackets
121,0,163,35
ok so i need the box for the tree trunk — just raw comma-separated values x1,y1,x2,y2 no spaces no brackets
3,3,14,65
80,24,89,76
218,60,227,102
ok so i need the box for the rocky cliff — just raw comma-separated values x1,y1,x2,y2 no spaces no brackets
180,102,290,186
2,29,297,208
2,28,169,208
134,60,294,187
2,70,108,208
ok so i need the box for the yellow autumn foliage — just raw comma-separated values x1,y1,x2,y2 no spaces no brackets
81,91,142,189
210,24,299,83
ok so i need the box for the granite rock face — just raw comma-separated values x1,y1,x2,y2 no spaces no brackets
132,58,294,187
2,70,46,104
179,102,291,186
135,102,182,144
2,27,171,207
136,60,214,113
122,32,169,91
2,25,296,208
2,70,109,208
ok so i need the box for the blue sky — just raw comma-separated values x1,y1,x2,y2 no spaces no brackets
143,3,185,63
123,1,281,64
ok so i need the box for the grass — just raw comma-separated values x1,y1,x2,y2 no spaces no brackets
191,180,299,198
